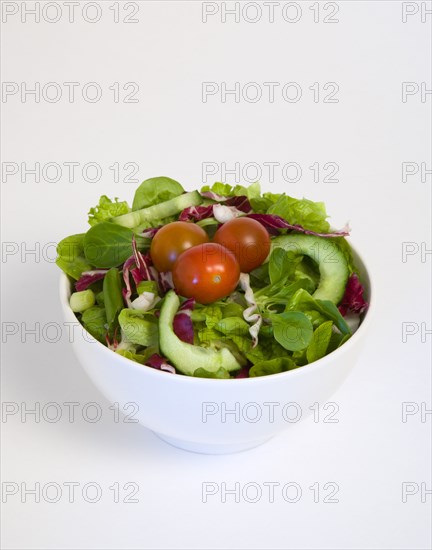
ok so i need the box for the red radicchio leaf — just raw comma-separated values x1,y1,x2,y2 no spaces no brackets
75,270,108,291
145,353,176,374
141,227,161,239
247,214,350,238
158,271,174,295
235,365,250,379
173,297,195,344
178,195,251,222
223,195,252,213
122,241,157,308
338,274,368,316
178,205,214,222
132,236,156,281
200,190,228,201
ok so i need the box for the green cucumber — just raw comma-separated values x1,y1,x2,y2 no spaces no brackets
271,234,349,304
112,191,202,229
159,291,241,376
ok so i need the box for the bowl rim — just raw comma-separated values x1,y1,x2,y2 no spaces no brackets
59,241,373,385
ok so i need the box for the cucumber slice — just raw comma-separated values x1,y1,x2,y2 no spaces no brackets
159,291,241,376
271,234,349,304
112,191,202,229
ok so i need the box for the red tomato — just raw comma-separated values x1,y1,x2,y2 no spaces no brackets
172,243,240,304
150,221,209,272
213,217,271,272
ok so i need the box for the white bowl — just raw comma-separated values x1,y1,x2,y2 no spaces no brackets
59,245,372,454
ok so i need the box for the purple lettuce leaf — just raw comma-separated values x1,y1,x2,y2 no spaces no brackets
247,214,350,238
145,354,176,374
75,269,108,291
173,297,195,344
338,274,369,316
178,205,214,222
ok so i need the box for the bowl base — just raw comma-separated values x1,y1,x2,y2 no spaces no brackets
154,432,273,454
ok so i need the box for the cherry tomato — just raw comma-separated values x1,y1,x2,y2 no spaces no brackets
150,221,209,272
213,217,271,272
172,243,240,304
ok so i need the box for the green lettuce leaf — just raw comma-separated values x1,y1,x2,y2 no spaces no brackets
249,356,298,377
88,195,130,227
118,309,159,347
81,306,107,343
267,195,330,232
193,367,231,379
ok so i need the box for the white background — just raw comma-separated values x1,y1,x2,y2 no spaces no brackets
1,1,431,548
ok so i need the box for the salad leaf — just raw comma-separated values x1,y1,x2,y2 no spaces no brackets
132,177,185,211
173,298,195,344
145,353,176,373
116,349,146,364
248,213,349,238
338,273,368,316
193,367,231,379
270,311,314,351
215,316,251,336
306,321,333,363
118,309,159,347
81,306,107,343
286,289,350,335
56,234,94,280
268,248,298,285
75,269,108,291
267,195,330,233
88,195,130,226
249,356,297,377
103,268,124,337
83,222,149,268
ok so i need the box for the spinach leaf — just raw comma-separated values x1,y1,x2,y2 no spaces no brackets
56,234,94,280
286,289,350,335
132,176,184,211
103,268,124,337
270,311,313,351
306,321,333,363
83,222,148,268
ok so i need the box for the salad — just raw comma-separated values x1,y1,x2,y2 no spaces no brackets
57,177,368,379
